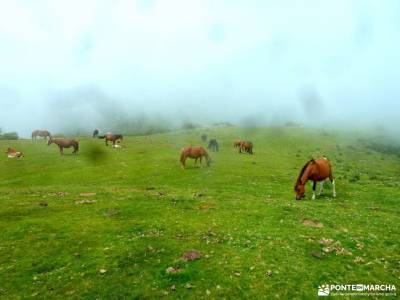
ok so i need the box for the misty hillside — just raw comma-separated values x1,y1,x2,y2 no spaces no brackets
0,126,398,298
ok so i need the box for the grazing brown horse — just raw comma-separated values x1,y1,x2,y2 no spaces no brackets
6,147,24,158
180,146,211,168
294,158,336,200
32,130,52,141
234,140,242,148
98,133,123,146
239,141,253,154
48,138,79,154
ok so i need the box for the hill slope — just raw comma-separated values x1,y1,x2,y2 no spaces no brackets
0,127,399,298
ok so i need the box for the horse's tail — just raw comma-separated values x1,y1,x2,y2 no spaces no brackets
180,148,187,167
180,149,185,163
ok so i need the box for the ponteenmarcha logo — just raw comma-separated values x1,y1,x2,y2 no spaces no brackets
317,284,396,297
318,284,330,296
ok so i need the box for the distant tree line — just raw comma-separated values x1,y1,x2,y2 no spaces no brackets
0,129,19,140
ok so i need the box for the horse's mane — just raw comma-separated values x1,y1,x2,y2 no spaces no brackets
296,159,315,185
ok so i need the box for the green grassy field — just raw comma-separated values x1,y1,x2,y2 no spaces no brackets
0,127,399,299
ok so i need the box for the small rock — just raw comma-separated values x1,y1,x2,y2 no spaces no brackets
181,250,201,261
266,270,273,277
192,193,204,198
75,200,96,204
310,251,323,259
356,242,364,250
322,247,332,253
99,269,107,274
165,267,180,274
170,285,176,291
319,238,334,246
354,256,365,264
302,219,324,228
185,283,193,289
79,193,96,197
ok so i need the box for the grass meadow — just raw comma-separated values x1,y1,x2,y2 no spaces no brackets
0,126,399,299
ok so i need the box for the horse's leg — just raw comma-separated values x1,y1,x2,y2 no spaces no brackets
329,173,336,198
200,156,203,167
181,157,186,169
332,180,336,198
312,181,316,200
59,146,63,155
319,181,324,195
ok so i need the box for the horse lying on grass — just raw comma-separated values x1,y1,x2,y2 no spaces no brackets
6,147,24,158
48,138,79,155
294,157,336,200
180,146,211,168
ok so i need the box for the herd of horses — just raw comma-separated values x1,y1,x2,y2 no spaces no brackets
4,129,337,200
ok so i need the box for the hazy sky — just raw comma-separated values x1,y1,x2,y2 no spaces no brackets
1,0,399,136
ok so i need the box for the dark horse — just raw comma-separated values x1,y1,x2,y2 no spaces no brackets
98,133,123,146
180,146,211,168
48,138,79,154
294,158,336,200
92,129,99,138
32,130,52,142
207,139,219,152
